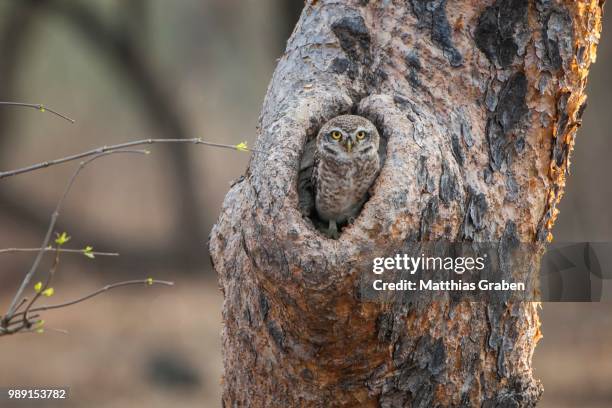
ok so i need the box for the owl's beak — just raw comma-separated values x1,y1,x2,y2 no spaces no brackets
344,140,353,153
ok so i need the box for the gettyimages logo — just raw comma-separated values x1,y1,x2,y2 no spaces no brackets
372,253,487,275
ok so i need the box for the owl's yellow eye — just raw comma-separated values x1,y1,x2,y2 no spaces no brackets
356,131,366,140
330,131,342,140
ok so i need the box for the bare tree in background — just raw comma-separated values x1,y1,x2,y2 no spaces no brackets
0,0,207,270
210,0,604,406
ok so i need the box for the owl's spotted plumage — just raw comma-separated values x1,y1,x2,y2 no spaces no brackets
313,115,380,238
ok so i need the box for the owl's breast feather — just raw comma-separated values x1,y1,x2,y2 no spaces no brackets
314,155,379,223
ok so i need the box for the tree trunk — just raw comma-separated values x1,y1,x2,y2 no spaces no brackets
209,1,604,406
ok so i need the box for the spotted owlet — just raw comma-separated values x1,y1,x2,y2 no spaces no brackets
312,115,380,238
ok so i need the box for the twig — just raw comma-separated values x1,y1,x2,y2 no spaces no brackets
0,278,172,336
0,315,40,336
2,149,147,323
0,101,75,123
22,246,61,325
25,326,69,335
0,138,263,180
6,279,174,323
13,298,29,314
0,247,119,257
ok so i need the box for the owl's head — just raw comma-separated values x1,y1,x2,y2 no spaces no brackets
316,115,379,159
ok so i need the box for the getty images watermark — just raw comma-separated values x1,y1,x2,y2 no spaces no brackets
359,242,612,303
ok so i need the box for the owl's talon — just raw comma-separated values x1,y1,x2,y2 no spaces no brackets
328,220,339,239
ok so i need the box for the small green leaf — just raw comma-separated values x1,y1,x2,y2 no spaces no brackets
34,282,42,293
235,141,249,152
55,232,71,246
42,288,55,297
35,320,45,333
83,246,95,259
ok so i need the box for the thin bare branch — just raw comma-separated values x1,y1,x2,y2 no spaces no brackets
2,149,148,323
0,138,263,180
0,315,40,336
0,247,119,257
0,101,75,123
1,279,173,337
13,298,28,314
22,246,61,325
28,279,174,314
4,279,174,325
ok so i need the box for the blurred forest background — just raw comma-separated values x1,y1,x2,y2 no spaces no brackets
0,1,610,407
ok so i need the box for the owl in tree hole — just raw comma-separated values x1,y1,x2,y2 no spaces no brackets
312,115,380,238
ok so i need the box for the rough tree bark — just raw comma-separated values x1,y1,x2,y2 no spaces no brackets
209,1,603,406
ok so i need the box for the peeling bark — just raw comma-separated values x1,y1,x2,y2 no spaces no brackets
209,1,603,406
